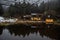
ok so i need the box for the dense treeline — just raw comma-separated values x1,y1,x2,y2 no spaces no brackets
8,2,44,17
7,1,47,17
0,4,4,16
0,0,60,17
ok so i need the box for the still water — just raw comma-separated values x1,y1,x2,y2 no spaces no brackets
0,25,60,40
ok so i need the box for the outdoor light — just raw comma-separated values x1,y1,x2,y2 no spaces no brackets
45,19,54,24
48,15,50,18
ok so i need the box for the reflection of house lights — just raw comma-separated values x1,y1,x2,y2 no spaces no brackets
48,25,50,28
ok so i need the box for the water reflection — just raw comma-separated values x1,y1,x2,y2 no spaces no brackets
0,26,4,35
0,25,60,40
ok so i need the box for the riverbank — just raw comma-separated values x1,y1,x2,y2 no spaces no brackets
0,20,60,27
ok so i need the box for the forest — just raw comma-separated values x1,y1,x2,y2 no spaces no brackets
0,0,60,17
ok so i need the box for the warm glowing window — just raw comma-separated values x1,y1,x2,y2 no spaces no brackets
31,17,41,21
46,19,54,22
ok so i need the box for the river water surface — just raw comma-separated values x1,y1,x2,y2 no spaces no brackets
0,25,60,40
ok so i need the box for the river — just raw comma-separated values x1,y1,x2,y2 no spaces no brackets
0,24,60,40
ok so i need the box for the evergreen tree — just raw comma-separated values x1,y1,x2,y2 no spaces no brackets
0,4,4,16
